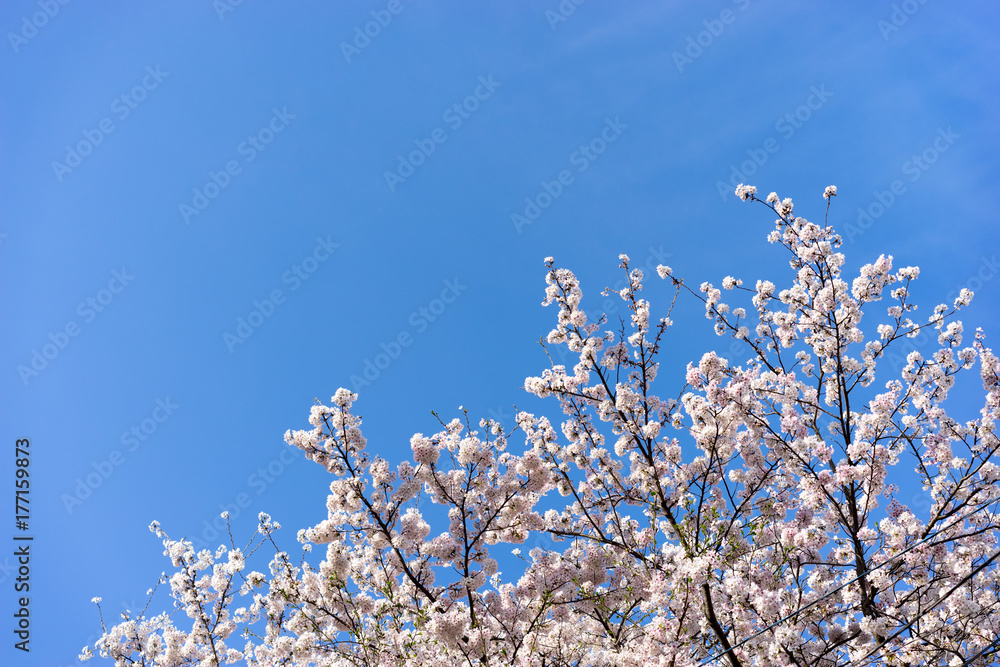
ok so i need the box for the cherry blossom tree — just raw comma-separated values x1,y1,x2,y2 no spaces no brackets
84,185,1000,666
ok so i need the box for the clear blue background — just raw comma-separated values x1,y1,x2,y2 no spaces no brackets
1,2,998,665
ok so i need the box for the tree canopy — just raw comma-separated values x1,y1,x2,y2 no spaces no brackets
86,185,1000,666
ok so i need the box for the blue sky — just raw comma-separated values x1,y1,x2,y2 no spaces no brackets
1,2,998,665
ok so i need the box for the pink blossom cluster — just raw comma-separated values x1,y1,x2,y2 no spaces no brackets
86,186,1000,666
